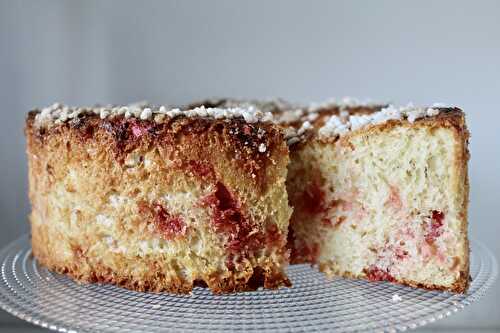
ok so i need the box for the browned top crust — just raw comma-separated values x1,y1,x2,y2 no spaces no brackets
30,103,275,128
25,111,287,194
284,106,466,149
27,101,466,154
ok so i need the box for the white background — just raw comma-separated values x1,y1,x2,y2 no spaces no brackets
0,1,499,331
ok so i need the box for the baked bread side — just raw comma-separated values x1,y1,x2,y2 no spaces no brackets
26,105,292,294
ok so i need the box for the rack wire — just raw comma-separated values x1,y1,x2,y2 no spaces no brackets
0,235,497,332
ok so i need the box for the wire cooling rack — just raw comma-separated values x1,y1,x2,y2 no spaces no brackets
0,235,497,332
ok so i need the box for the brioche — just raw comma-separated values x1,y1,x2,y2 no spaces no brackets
25,104,292,294
25,99,470,294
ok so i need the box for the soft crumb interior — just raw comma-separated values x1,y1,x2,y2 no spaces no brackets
288,124,467,288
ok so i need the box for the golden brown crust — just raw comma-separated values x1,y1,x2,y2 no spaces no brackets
312,107,463,145
318,262,468,293
26,111,292,294
26,112,285,193
449,109,471,293
32,233,290,294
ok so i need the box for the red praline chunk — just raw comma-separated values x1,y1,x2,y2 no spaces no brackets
151,203,186,240
425,210,445,242
365,266,396,282
302,180,326,215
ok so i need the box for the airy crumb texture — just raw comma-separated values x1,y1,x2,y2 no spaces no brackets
287,108,470,293
26,111,292,294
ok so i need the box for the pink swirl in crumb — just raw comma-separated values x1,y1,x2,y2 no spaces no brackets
387,185,402,211
301,180,326,215
138,201,186,240
425,210,445,243
201,182,285,272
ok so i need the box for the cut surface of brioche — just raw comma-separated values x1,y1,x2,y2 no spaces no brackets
286,107,470,293
26,109,292,294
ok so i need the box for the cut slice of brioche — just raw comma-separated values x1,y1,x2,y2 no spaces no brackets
286,105,470,293
26,104,292,294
